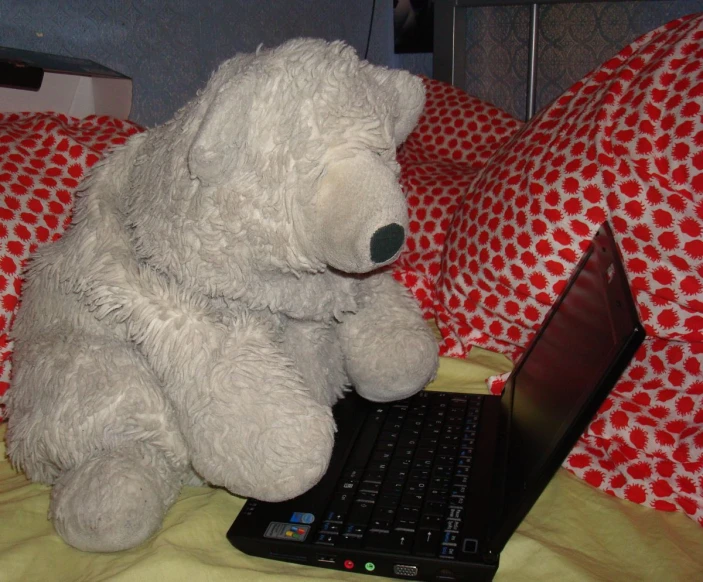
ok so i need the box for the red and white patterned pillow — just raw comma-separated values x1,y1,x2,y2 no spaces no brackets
394,78,523,320
0,112,142,418
396,15,703,525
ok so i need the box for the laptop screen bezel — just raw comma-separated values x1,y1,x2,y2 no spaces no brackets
483,222,645,559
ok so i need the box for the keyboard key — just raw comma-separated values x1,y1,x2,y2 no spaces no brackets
442,531,459,546
401,493,424,508
397,435,420,448
387,468,410,482
409,469,431,481
412,458,433,471
440,434,461,446
405,481,427,495
439,443,458,454
452,475,469,487
314,533,337,546
359,481,381,494
372,450,393,462
323,511,345,524
343,524,366,537
329,489,354,509
363,471,385,483
394,519,417,532
368,519,392,533
342,468,363,481
419,514,443,530
346,501,374,526
357,493,379,507
440,544,457,559
373,506,397,522
421,427,442,439
418,437,439,448
381,480,405,495
415,448,436,460
393,447,415,460
451,485,467,496
396,506,421,522
432,465,453,478
318,521,341,535
377,494,401,509
449,495,465,508
431,477,450,489
413,528,441,557
364,530,413,554
338,535,363,549
454,466,470,477
338,478,359,493
378,430,400,443
423,502,446,517
426,488,448,504
391,458,413,470
368,461,389,473
376,441,395,453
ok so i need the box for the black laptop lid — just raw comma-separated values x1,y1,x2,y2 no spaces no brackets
486,222,645,555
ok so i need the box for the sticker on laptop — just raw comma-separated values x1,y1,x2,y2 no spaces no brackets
264,521,310,542
290,511,315,524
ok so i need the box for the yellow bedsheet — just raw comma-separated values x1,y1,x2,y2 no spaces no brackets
1,349,701,581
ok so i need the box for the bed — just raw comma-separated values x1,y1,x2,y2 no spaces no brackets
2,4,703,581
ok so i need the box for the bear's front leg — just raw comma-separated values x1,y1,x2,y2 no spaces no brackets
338,273,439,402
164,312,336,502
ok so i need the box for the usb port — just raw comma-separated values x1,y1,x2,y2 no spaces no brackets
316,555,336,564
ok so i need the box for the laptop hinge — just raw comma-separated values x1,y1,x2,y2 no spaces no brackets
483,379,513,558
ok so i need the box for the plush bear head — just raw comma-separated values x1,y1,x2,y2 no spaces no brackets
124,39,425,306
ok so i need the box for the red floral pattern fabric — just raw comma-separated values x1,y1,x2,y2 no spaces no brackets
394,78,524,323
0,113,142,417
395,15,703,526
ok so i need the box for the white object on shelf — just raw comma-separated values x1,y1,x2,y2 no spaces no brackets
0,46,132,119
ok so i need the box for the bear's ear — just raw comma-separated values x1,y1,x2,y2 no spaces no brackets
367,68,426,145
187,62,257,186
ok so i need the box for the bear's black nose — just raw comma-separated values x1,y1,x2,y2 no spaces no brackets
370,223,405,264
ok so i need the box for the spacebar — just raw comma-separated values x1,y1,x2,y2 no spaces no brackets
347,406,387,468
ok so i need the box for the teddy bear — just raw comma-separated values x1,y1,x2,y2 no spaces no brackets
4,38,438,553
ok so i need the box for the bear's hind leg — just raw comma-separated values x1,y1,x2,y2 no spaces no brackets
7,329,191,551
50,443,182,552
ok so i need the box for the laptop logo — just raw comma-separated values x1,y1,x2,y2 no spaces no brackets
264,522,311,542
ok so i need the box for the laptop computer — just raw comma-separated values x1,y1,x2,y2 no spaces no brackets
227,221,645,581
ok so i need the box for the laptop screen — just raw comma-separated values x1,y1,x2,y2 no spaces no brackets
488,224,644,554
509,243,617,486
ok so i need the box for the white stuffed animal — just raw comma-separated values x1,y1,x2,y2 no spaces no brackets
5,38,438,552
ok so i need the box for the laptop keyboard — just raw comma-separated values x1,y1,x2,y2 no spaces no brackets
313,390,483,559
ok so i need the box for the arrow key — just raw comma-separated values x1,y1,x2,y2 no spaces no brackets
413,528,441,557
363,530,413,555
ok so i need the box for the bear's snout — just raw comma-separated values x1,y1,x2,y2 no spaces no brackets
370,223,405,264
313,153,409,273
